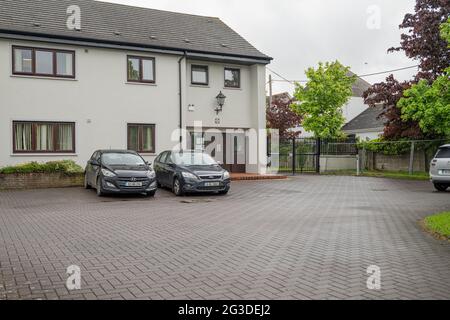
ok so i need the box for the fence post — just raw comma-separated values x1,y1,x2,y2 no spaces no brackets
316,138,321,174
409,141,415,175
292,137,296,176
356,154,360,176
362,147,366,173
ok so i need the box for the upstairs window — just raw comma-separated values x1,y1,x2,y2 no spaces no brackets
224,67,240,88
12,46,75,78
13,121,75,153
127,56,155,83
191,65,209,85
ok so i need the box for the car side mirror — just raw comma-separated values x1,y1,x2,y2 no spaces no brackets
90,159,100,166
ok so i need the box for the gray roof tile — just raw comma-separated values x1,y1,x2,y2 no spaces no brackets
0,0,271,61
342,105,386,132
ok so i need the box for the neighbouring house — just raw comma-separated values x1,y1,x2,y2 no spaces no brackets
0,0,272,174
342,104,385,141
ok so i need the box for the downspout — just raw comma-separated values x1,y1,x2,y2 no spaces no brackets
178,51,187,149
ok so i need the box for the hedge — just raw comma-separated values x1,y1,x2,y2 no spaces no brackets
0,160,84,174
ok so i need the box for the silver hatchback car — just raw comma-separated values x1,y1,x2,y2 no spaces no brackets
430,144,450,192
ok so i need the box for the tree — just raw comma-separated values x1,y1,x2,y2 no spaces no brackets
364,0,450,139
441,17,450,45
266,94,302,139
398,20,450,138
364,76,423,139
389,0,450,81
291,61,356,139
398,67,450,137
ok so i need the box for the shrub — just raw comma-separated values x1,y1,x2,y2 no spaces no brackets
357,138,449,155
0,160,84,174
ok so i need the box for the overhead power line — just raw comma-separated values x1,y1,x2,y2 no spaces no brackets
267,65,420,84
356,65,419,78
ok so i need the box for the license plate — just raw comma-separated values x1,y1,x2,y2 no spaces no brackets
126,182,143,187
204,182,221,187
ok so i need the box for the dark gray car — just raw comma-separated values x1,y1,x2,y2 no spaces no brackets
84,150,157,197
154,150,231,196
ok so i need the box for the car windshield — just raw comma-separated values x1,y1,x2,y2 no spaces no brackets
435,147,450,159
101,153,145,166
172,152,218,166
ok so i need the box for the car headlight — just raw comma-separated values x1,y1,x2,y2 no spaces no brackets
101,168,116,177
146,170,156,179
223,171,230,179
182,172,198,180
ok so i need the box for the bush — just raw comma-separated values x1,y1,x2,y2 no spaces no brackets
0,160,84,174
357,138,412,155
357,138,449,155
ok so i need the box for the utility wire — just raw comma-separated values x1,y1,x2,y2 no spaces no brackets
268,65,420,84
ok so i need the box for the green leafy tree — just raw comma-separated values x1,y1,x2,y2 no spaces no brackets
291,61,356,139
398,68,450,137
398,20,450,138
441,17,450,45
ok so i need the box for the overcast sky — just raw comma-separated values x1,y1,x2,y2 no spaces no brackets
101,0,418,94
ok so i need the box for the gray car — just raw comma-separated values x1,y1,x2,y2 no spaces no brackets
153,150,231,196
430,144,450,192
84,150,157,197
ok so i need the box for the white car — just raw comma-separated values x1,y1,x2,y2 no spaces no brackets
430,144,450,192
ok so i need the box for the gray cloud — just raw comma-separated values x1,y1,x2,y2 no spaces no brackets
100,0,418,94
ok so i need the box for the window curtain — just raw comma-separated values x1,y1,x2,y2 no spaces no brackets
143,127,153,151
56,52,73,76
14,49,32,73
58,124,73,151
15,123,32,151
36,124,54,151
128,126,139,151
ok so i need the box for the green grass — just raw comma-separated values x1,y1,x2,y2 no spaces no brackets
424,212,450,239
0,160,83,174
323,170,429,181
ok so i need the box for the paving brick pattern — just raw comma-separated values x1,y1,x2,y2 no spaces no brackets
0,176,449,300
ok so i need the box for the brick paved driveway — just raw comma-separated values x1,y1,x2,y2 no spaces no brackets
1,176,449,300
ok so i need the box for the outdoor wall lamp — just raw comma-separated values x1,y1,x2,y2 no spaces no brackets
215,91,226,115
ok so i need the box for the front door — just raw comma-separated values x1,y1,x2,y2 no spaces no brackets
189,129,247,173
224,133,246,173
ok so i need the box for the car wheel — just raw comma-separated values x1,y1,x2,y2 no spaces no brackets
434,183,449,192
146,190,156,197
173,178,184,196
157,181,162,188
96,178,104,197
84,173,92,189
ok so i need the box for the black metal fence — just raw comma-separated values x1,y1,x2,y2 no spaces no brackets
268,137,358,174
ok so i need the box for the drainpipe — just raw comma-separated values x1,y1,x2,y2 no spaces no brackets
178,52,187,149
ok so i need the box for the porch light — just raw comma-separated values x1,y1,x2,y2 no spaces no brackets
215,91,226,114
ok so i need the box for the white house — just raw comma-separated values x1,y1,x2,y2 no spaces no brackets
342,104,385,141
0,0,272,174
